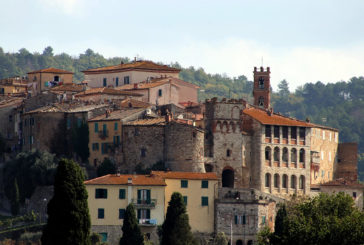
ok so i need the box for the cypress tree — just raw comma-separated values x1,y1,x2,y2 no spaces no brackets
10,178,20,216
41,158,91,245
161,192,197,245
120,203,144,245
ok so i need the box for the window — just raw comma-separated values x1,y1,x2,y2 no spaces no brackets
274,126,279,138
8,115,12,122
258,77,264,89
226,149,231,157
282,148,288,162
282,174,288,188
265,147,271,161
124,76,130,84
114,122,118,131
113,136,120,145
92,143,99,151
66,118,71,129
183,196,188,205
94,123,99,133
282,126,288,139
30,117,35,126
137,189,151,204
265,173,271,187
262,216,266,224
299,149,305,163
119,189,126,199
137,209,150,220
299,127,305,139
158,89,162,97
103,124,107,134
115,77,119,87
353,192,357,198
103,78,107,87
265,125,271,138
201,180,209,188
101,143,108,154
201,196,208,206
98,208,104,219
291,148,297,163
291,127,297,139
95,188,108,199
119,209,125,219
291,175,297,189
77,118,82,127
274,174,279,188
181,180,188,188
258,96,264,107
274,147,280,162
140,148,146,157
99,233,108,243
299,175,305,189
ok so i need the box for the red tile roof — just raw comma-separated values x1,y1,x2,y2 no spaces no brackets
50,83,86,92
82,61,180,74
27,67,74,74
243,107,313,127
124,117,166,126
75,87,143,97
88,108,145,122
320,178,364,188
151,171,219,180
120,98,151,108
84,174,166,186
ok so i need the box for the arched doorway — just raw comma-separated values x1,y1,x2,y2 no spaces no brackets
236,240,243,245
222,167,234,188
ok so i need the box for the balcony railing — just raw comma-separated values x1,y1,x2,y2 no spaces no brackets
131,199,157,208
138,219,157,226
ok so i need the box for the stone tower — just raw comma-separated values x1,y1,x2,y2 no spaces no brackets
253,67,271,109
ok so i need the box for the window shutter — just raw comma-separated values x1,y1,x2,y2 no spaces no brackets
243,215,246,225
137,190,141,204
234,215,238,224
137,209,141,219
146,209,150,219
147,190,151,203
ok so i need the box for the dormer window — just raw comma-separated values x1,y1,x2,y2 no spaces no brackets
259,77,264,89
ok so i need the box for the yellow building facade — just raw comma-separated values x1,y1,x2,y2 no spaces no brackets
310,126,339,185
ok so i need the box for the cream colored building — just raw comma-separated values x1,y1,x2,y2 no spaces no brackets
152,171,219,233
82,60,180,88
310,126,339,185
27,67,73,93
85,174,166,244
88,108,147,166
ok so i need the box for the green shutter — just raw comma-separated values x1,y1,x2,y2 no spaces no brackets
243,215,246,224
137,190,141,204
147,190,151,203
202,180,208,188
114,122,118,130
146,209,150,219
137,209,141,219
95,123,98,132
234,215,238,224
119,189,125,199
183,196,188,205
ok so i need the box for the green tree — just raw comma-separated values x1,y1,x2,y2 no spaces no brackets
214,232,228,245
41,158,91,245
73,122,90,162
10,178,20,216
97,158,117,177
261,193,364,245
277,80,290,97
90,233,101,245
161,192,197,245
119,203,144,245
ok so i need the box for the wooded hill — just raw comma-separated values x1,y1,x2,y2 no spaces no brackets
0,46,363,180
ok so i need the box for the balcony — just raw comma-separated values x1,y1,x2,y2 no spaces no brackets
138,219,157,226
132,199,157,208
98,130,109,139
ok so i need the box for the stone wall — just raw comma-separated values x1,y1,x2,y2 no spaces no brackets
336,142,358,181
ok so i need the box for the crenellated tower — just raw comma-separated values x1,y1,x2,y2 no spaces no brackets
253,67,271,109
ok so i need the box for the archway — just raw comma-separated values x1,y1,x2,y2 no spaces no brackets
236,240,243,245
222,168,234,188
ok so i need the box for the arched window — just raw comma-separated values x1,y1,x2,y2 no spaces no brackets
299,149,305,163
222,168,234,188
259,77,265,89
291,175,297,189
282,147,288,162
265,147,271,161
274,174,280,188
265,173,271,187
282,174,288,188
291,148,297,163
274,147,280,162
258,96,264,107
299,175,305,189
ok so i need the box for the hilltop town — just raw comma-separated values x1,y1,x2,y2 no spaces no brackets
0,60,362,244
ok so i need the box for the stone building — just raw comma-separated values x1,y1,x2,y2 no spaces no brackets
336,142,358,181
121,117,205,173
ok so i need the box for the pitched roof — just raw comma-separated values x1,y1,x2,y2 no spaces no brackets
50,83,86,93
243,107,313,127
25,103,107,114
320,178,364,188
75,87,143,97
84,174,166,186
88,108,145,122
82,61,180,74
151,171,219,180
124,117,166,126
120,98,151,108
27,67,74,74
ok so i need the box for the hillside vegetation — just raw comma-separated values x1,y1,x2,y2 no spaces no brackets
0,46,363,180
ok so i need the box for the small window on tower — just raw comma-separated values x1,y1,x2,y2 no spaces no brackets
258,96,264,107
259,77,265,89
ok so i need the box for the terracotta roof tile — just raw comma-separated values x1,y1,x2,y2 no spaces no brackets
151,171,219,180
27,67,73,74
88,108,145,121
75,87,143,97
320,178,364,188
82,61,180,74
243,107,313,127
124,117,166,126
120,98,151,108
84,174,166,186
50,83,86,92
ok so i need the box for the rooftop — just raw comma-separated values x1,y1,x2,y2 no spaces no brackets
50,83,86,93
151,171,219,180
82,60,180,74
120,98,151,108
243,106,313,127
124,117,166,126
25,103,107,114
75,87,143,97
88,108,146,122
320,178,364,188
84,174,166,186
27,67,74,74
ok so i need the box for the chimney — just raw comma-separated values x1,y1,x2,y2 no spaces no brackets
127,178,132,184
267,107,273,116
306,117,310,123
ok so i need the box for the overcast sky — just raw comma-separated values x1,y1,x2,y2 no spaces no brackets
1,0,364,90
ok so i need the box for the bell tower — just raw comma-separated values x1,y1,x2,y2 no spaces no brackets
253,66,270,109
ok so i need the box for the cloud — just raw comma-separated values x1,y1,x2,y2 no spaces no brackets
36,0,86,15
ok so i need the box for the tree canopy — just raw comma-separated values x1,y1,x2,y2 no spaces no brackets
119,203,144,245
41,158,91,245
